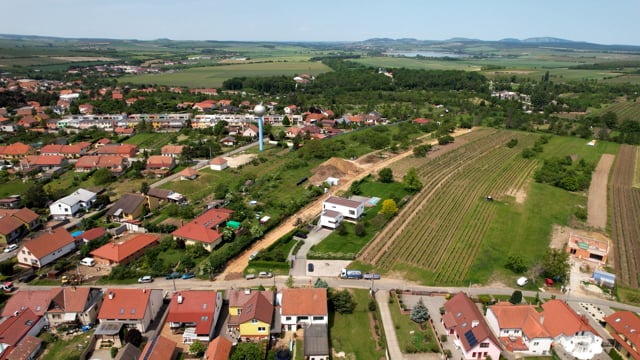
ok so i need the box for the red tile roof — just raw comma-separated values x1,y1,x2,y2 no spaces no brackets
239,291,273,324
171,208,233,244
161,145,184,155
1,290,52,317
139,335,177,360
205,336,232,360
209,157,227,165
91,234,159,264
48,287,93,314
3,142,32,156
179,168,198,177
21,155,65,167
605,311,640,360
167,291,219,335
413,117,432,124
541,300,597,338
96,144,137,156
281,288,327,316
98,288,154,320
12,208,38,225
0,308,40,347
0,216,22,235
488,303,551,340
146,155,174,168
79,227,107,241
228,290,273,309
75,155,126,170
6,335,42,360
21,228,75,260
443,292,500,352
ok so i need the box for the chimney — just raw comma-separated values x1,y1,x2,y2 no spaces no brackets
108,292,114,300
178,294,183,304
143,288,146,293
472,320,479,328
540,315,544,325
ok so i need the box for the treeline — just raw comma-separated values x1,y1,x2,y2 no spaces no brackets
534,156,595,192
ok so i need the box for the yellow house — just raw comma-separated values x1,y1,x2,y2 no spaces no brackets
227,289,273,341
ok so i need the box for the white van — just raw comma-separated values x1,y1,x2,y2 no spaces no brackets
516,276,528,287
80,257,95,267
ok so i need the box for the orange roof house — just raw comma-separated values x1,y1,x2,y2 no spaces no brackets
179,167,198,180
91,234,159,266
171,208,233,252
486,302,553,354
47,287,104,328
145,155,176,176
96,144,137,158
209,157,228,171
97,288,164,333
0,308,42,352
281,288,328,332
75,155,128,175
605,311,640,360
140,335,178,360
0,289,52,317
204,336,233,360
413,117,432,124
17,228,76,269
2,142,34,159
540,300,603,359
166,290,223,343
161,145,184,158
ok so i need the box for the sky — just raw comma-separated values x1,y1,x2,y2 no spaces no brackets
2,0,639,45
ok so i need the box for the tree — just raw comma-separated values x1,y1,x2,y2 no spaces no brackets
505,254,527,273
509,290,523,305
140,181,150,195
413,144,432,157
379,199,399,217
330,289,356,314
282,115,291,126
354,222,366,237
286,275,294,288
378,167,394,183
93,168,113,185
22,182,48,209
124,328,142,347
403,167,423,192
541,248,570,282
410,298,429,323
230,342,263,360
314,278,329,288
189,340,207,357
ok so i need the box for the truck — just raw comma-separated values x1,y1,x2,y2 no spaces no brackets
340,268,363,279
363,273,381,280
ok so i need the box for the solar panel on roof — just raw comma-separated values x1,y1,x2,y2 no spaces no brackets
465,330,478,347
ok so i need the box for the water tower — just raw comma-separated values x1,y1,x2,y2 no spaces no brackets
254,104,266,152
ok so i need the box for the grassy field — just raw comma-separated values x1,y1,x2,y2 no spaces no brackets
40,331,93,360
120,61,332,87
329,289,385,359
124,132,175,149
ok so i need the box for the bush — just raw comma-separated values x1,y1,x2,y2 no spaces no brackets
110,347,118,359
368,299,377,311
440,334,448,342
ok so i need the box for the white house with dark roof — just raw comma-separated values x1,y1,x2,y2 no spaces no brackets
319,209,343,229
49,188,97,219
322,196,364,220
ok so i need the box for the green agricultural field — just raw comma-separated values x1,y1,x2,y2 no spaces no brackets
120,61,332,88
589,99,640,122
124,132,175,149
329,289,386,359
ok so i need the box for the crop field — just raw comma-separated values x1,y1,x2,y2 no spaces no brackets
123,132,175,149
590,99,640,122
609,145,640,288
359,129,542,285
120,61,332,87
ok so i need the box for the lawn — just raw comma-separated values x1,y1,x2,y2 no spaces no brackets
123,132,175,149
0,178,30,198
388,294,440,353
121,61,332,88
40,331,94,360
329,289,385,359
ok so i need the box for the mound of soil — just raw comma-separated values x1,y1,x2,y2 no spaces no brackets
309,157,362,185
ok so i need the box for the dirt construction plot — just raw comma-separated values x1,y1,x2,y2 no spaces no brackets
587,154,614,229
308,157,363,185
224,153,256,168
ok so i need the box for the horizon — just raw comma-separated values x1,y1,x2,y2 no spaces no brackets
1,0,638,46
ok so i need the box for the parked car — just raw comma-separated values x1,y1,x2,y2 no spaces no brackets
181,272,195,280
138,276,153,283
80,257,95,267
294,231,308,239
307,263,314,272
165,272,181,280
245,273,256,280
3,244,18,253
249,251,259,261
516,276,528,287
258,271,273,278
20,273,36,283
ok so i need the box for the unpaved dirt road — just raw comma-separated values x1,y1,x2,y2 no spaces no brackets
220,129,473,280
587,154,615,229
